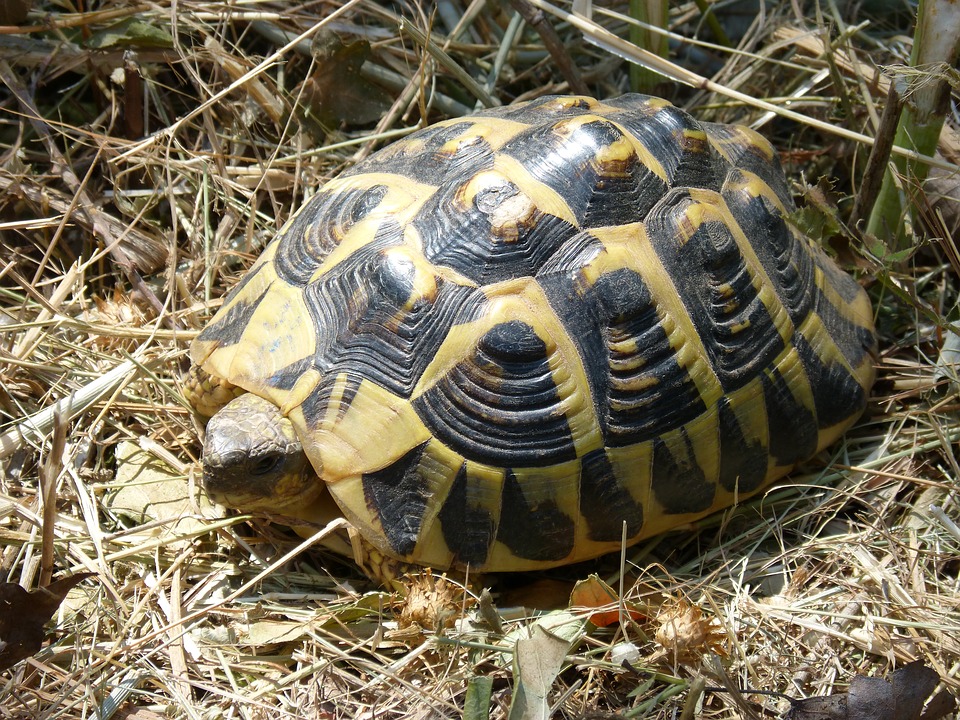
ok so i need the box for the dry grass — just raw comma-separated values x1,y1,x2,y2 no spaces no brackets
1,1,958,718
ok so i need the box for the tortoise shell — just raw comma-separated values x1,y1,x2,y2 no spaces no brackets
191,94,876,572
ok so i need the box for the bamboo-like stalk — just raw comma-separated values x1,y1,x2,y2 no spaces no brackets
865,0,960,251
629,0,669,93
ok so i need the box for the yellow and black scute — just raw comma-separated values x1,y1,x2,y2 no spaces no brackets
191,94,876,573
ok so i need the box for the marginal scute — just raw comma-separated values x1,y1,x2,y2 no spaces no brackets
716,396,769,493
762,362,818,466
302,377,433,485
793,329,868,429
578,449,645,542
193,93,877,574
812,249,866,304
651,431,716,515
196,278,272,349
360,442,431,557
436,463,495,567
812,286,878,369
495,469,575,562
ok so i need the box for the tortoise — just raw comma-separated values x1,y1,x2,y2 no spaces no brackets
188,94,876,575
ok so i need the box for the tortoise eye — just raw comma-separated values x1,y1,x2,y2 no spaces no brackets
250,454,283,477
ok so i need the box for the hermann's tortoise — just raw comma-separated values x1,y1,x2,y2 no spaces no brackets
189,94,876,574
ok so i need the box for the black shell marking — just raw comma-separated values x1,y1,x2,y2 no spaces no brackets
651,432,716,514
719,170,815,326
197,278,272,348
412,320,578,467
645,188,786,391
761,367,819,466
578,449,645,542
275,184,389,285
496,469,576,562
716,397,769,493
416,174,579,285
437,464,496,567
361,442,430,557
499,116,667,227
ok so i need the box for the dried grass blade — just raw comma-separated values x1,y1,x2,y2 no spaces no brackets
0,359,141,460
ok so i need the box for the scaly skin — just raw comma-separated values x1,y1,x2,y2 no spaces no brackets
183,366,245,418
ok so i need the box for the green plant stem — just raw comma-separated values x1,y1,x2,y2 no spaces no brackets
865,0,960,251
629,0,668,93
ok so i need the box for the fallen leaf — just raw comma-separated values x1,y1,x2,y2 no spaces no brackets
882,660,939,720
785,661,953,720
464,675,493,720
240,620,312,648
569,574,646,628
788,694,848,720
500,577,574,609
85,18,174,49
508,624,571,720
0,0,31,25
500,609,586,670
0,573,95,671
478,588,504,634
298,32,391,128
106,440,219,543
921,690,958,720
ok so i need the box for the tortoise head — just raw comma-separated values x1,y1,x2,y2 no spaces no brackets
202,393,322,514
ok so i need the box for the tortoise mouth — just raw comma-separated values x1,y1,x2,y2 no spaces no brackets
202,452,320,511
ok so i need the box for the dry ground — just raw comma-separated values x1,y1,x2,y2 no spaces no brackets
1,1,958,718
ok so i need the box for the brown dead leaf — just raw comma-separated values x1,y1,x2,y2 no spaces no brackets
298,33,391,128
0,573,95,671
569,574,646,628
106,440,219,544
786,661,953,720
0,0,31,25
500,578,574,609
